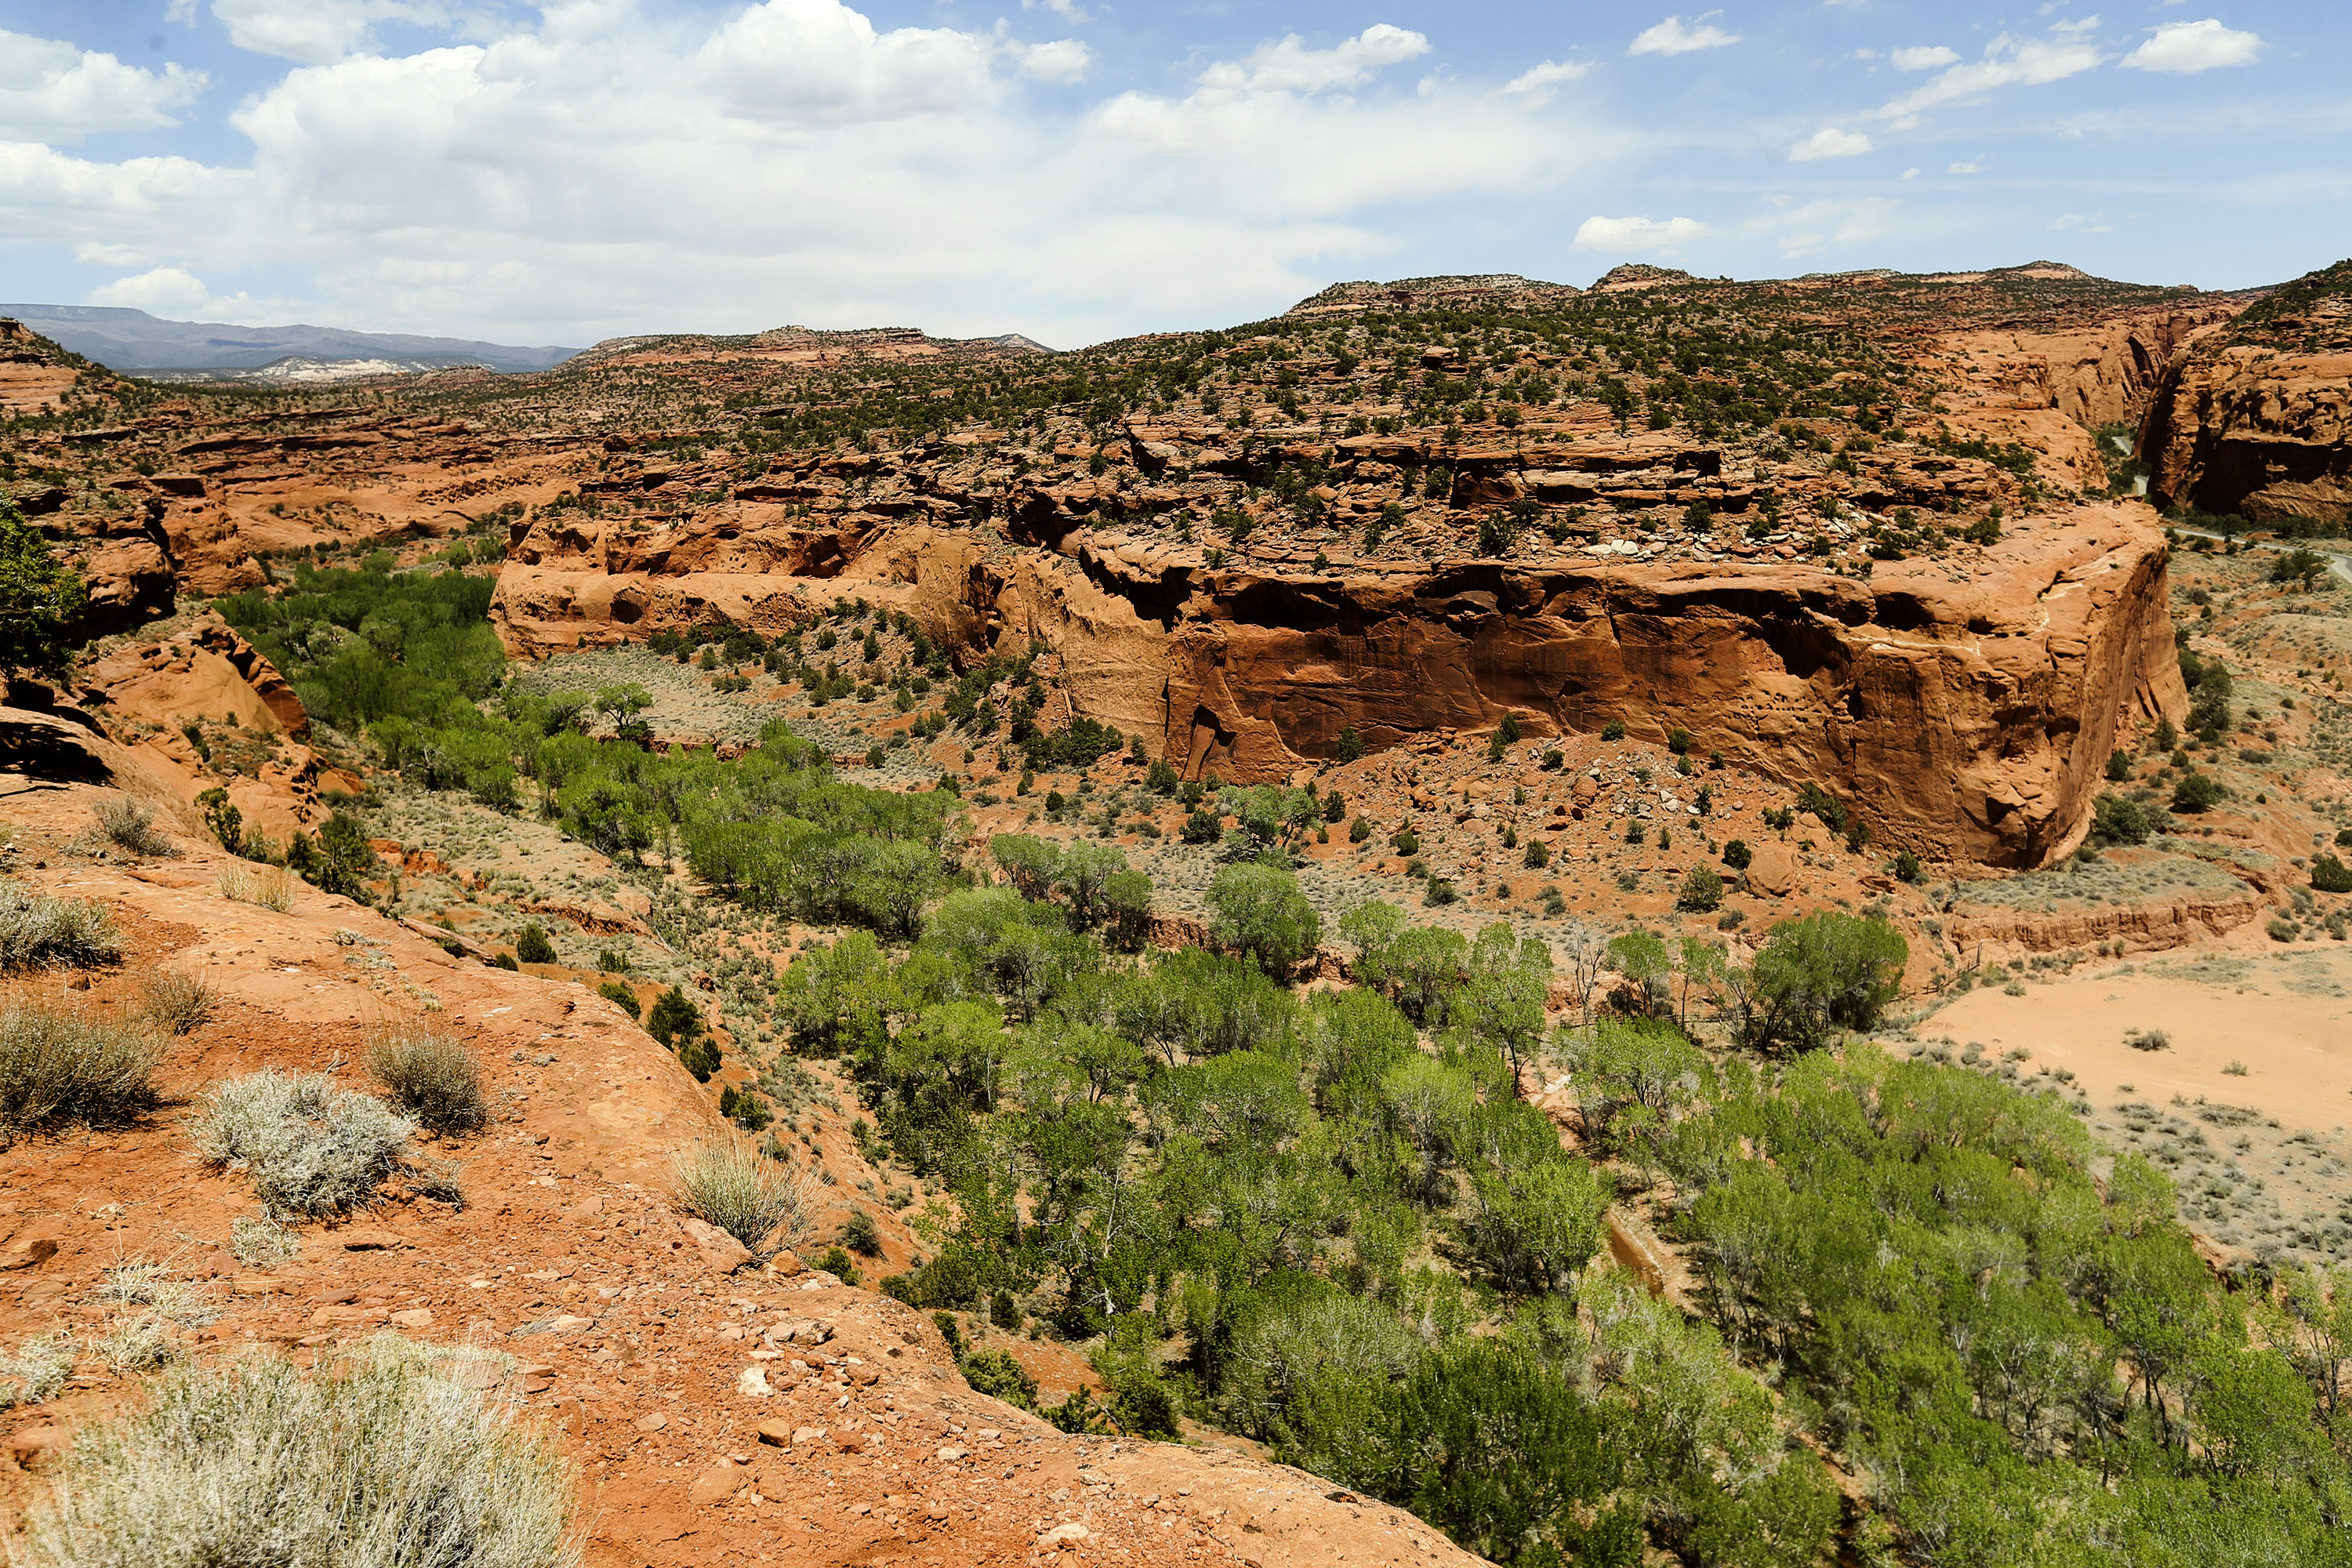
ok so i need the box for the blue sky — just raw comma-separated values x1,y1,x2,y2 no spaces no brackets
0,1,2338,348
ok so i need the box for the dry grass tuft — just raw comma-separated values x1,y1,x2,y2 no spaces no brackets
366,1028,488,1134
13,1336,578,1568
139,970,217,1036
673,1138,818,1254
0,1004,161,1139
0,883,122,971
90,797,176,858
217,863,296,913
0,1333,74,1412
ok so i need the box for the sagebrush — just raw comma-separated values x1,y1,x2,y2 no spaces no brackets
367,1029,488,1134
91,797,176,858
12,1336,577,1568
673,1138,816,1254
0,883,122,970
190,1069,414,1218
0,1004,161,1138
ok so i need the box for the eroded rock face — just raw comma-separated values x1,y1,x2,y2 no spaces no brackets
1014,506,2183,867
494,503,2183,867
2143,260,2352,524
2147,349,2352,524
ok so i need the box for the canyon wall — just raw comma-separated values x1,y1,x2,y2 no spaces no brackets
2145,347,2352,525
493,503,2184,868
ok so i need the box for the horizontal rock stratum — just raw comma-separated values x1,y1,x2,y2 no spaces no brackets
492,500,2182,868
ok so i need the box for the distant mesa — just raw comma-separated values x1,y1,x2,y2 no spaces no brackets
0,303,577,376
1588,263,1699,292
1287,274,1587,317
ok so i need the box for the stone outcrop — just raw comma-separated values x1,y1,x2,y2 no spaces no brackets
494,502,2183,868
2143,259,2352,524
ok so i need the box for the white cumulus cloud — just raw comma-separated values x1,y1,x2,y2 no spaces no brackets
1790,126,1873,162
0,28,207,143
1572,214,1707,252
2123,19,2263,73
4,2,1623,349
1194,24,1430,96
1889,45,1959,71
1878,31,2103,118
1503,60,1594,96
1628,15,1740,56
209,0,450,65
1017,38,1092,85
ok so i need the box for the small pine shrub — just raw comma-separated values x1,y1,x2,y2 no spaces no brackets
1722,839,1752,870
2312,855,2352,894
958,1347,1037,1410
838,1209,883,1257
514,924,557,965
597,979,641,1018
1601,719,1627,742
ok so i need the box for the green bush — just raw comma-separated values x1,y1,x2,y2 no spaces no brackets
1893,851,1923,884
0,506,85,680
1600,719,1626,742
1210,863,1321,975
513,924,557,965
1675,867,1724,913
2172,772,2225,813
1349,816,1373,843
837,1209,883,1257
1721,839,1751,870
1730,912,1908,1054
645,986,703,1048
12,1338,575,1568
2091,792,2161,845
597,979,641,1018
958,1348,1037,1410
2312,855,2352,895
1334,726,1365,763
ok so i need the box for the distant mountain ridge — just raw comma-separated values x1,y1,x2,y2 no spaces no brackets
0,303,577,374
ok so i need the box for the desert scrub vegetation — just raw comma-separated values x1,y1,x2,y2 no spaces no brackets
0,1331,74,1411
89,1259,220,1375
0,1003,161,1138
139,969,217,1035
673,1137,817,1254
191,1069,416,1218
11,1335,577,1568
89,796,176,858
0,881,122,969
366,1027,488,1134
217,862,296,913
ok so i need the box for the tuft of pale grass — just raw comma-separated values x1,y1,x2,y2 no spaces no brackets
366,1028,488,1135
0,1004,161,1139
0,1332,74,1412
190,1069,414,1220
89,1260,218,1377
672,1138,818,1254
229,1215,300,1269
139,970,217,1036
90,797,176,858
217,863,296,913
0,883,122,971
12,1336,579,1568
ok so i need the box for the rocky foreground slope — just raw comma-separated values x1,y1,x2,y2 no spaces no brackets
0,717,1477,1568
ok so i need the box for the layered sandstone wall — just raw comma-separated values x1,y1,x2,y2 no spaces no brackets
2144,347,2352,525
491,505,2185,868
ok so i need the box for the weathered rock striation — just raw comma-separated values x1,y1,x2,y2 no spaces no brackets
2144,260,2352,524
496,501,2182,867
